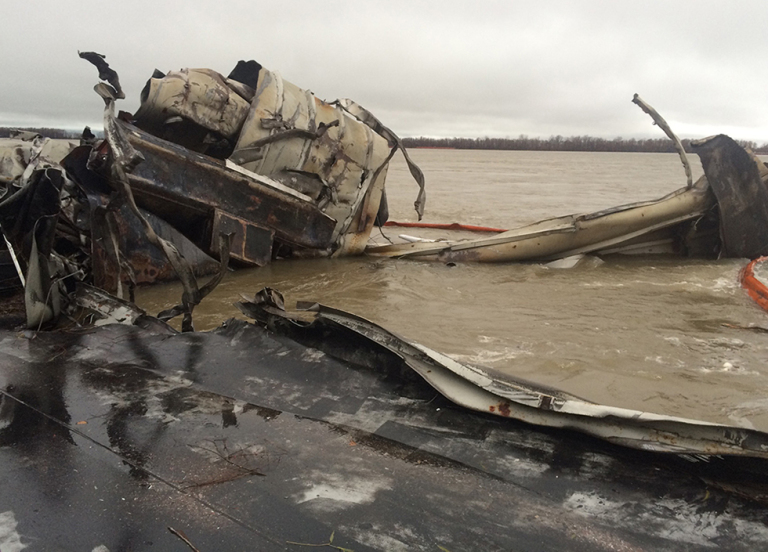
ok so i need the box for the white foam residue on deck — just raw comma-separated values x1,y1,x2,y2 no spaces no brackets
0,511,27,552
563,491,768,546
295,473,392,510
346,523,417,552
301,348,325,362
349,532,409,552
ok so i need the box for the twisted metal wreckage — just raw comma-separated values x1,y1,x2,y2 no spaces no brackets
2,53,768,550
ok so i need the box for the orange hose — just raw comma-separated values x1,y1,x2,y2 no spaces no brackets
384,221,507,233
740,256,768,312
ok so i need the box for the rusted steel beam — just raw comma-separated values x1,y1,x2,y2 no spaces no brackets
118,121,336,252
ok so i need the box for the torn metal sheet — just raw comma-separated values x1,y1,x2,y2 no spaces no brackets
0,54,242,330
87,70,233,332
369,102,768,264
73,282,175,333
692,134,768,258
632,93,694,189
65,121,339,258
368,177,718,262
74,282,147,326
61,146,222,287
229,67,393,255
133,67,251,149
237,288,768,459
0,133,77,187
0,164,74,327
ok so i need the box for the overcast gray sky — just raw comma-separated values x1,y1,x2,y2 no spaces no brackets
4,0,768,141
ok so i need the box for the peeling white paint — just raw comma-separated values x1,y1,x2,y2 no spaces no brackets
0,511,27,552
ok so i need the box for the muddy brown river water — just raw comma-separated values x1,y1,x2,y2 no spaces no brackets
136,149,768,431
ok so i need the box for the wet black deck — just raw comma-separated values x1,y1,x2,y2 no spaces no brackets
1,321,767,551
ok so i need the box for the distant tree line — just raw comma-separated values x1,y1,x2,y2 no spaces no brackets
402,135,768,154
3,127,766,154
0,127,83,139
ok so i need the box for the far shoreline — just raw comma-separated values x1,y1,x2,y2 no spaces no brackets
3,126,766,154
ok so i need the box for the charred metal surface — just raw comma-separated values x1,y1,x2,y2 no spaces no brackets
117,121,336,251
228,59,262,90
1,323,767,550
692,134,768,258
87,195,220,290
211,210,273,266
62,145,220,287
90,75,230,332
0,167,63,271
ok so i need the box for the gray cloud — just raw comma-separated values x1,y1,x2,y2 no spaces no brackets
3,0,768,141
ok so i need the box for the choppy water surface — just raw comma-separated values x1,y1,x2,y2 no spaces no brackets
136,150,768,430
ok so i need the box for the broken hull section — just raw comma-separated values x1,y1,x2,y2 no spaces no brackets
132,63,408,258
63,123,339,267
0,54,426,328
235,289,768,459
369,136,768,264
368,177,720,262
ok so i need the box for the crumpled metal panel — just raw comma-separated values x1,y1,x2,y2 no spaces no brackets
232,68,391,254
0,166,68,327
132,62,425,257
237,288,768,459
88,197,221,290
112,122,337,252
0,136,77,186
61,145,222,290
133,68,251,147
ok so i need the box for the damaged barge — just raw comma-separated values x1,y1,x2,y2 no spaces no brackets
2,53,768,550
